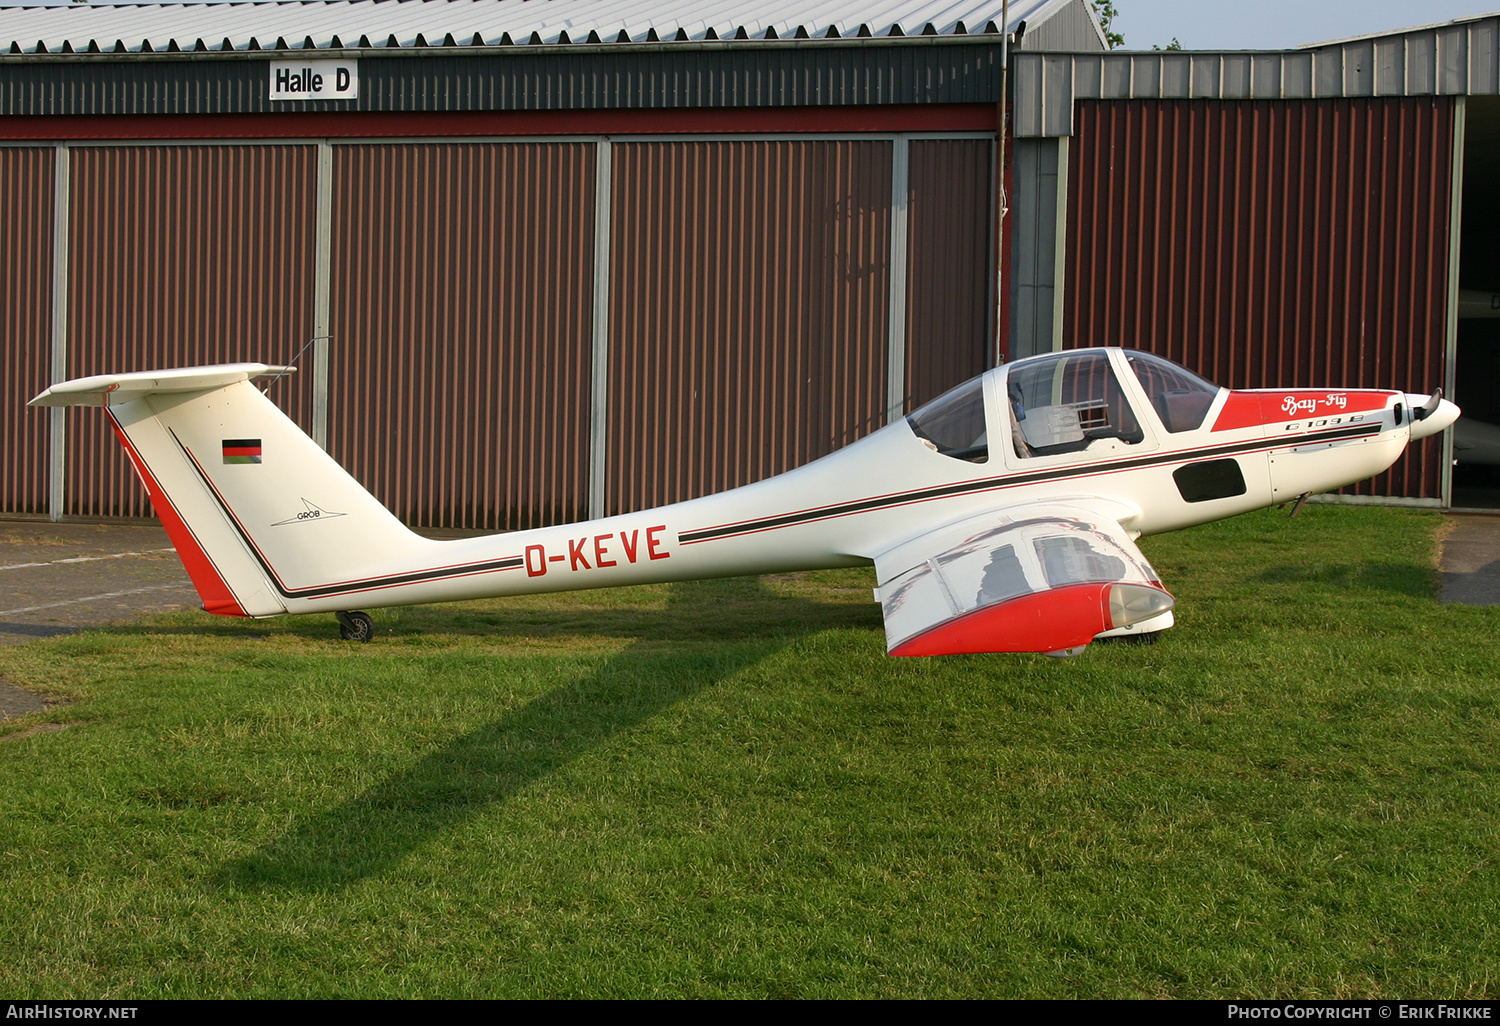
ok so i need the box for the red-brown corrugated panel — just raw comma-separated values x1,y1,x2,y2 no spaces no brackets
0,147,54,515
66,144,317,517
905,137,993,409
607,139,892,514
327,142,595,530
1065,98,1454,499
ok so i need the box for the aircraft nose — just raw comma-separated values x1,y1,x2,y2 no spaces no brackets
1404,394,1461,440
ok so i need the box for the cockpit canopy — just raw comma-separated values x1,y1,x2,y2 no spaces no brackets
904,349,1223,464
906,376,990,463
1122,350,1220,433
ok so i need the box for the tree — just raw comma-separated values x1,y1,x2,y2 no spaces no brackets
1091,0,1124,49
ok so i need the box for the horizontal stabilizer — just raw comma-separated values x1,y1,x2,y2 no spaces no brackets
30,364,295,407
27,362,431,620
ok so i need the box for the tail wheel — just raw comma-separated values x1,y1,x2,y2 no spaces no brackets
336,610,374,643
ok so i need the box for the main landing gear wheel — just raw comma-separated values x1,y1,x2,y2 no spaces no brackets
336,610,374,643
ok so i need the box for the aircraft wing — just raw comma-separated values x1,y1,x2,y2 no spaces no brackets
873,499,1175,657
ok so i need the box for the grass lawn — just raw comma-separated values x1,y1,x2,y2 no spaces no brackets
1,504,1497,998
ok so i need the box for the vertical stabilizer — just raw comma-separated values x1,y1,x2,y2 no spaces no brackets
31,365,432,617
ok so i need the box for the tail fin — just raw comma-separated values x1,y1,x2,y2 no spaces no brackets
31,364,429,618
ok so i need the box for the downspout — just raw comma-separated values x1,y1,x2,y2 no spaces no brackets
994,0,1013,366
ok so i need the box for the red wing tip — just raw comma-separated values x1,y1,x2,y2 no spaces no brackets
889,582,1174,657
889,582,1114,657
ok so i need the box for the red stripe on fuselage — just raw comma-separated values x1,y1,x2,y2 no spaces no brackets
1213,390,1392,431
177,443,527,600
681,421,1385,545
108,416,248,617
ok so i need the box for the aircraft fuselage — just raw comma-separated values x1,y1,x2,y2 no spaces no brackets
154,349,1441,618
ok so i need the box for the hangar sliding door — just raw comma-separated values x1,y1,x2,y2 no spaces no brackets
65,145,317,517
327,142,596,531
606,139,894,515
330,135,993,525
905,137,993,409
11,133,994,529
1064,98,1455,500
0,147,53,516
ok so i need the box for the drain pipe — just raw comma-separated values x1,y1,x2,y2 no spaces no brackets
995,0,1012,367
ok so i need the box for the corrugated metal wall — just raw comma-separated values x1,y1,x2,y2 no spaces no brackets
327,142,596,530
905,137,992,408
1014,0,1105,53
65,144,317,517
0,146,53,516
0,45,1007,117
607,139,892,514
1065,98,1455,499
6,133,995,527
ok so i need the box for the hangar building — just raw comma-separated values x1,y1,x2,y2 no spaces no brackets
1007,13,1500,508
2,0,1102,528
0,1,1494,525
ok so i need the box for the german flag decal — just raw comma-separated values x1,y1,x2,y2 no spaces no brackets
222,439,263,465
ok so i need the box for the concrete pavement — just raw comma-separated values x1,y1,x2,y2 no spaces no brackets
0,520,196,720
1440,514,1500,606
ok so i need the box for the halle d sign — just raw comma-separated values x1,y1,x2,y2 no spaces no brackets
269,60,358,101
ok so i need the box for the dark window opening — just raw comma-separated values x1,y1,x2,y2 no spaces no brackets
1174,459,1248,503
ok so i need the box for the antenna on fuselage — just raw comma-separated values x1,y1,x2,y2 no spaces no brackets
263,334,329,394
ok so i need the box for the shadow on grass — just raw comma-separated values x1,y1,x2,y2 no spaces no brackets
215,577,877,892
1247,561,1440,599
99,570,878,646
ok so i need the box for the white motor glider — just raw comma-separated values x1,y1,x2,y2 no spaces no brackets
30,348,1459,656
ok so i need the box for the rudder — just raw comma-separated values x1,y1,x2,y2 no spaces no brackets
31,364,432,618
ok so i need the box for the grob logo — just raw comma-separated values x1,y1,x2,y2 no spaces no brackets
271,498,348,526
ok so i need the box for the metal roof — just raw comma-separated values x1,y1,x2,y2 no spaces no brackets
1298,9,1500,49
1014,11,1500,137
0,0,1077,57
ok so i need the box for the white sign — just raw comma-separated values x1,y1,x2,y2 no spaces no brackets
269,60,359,101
